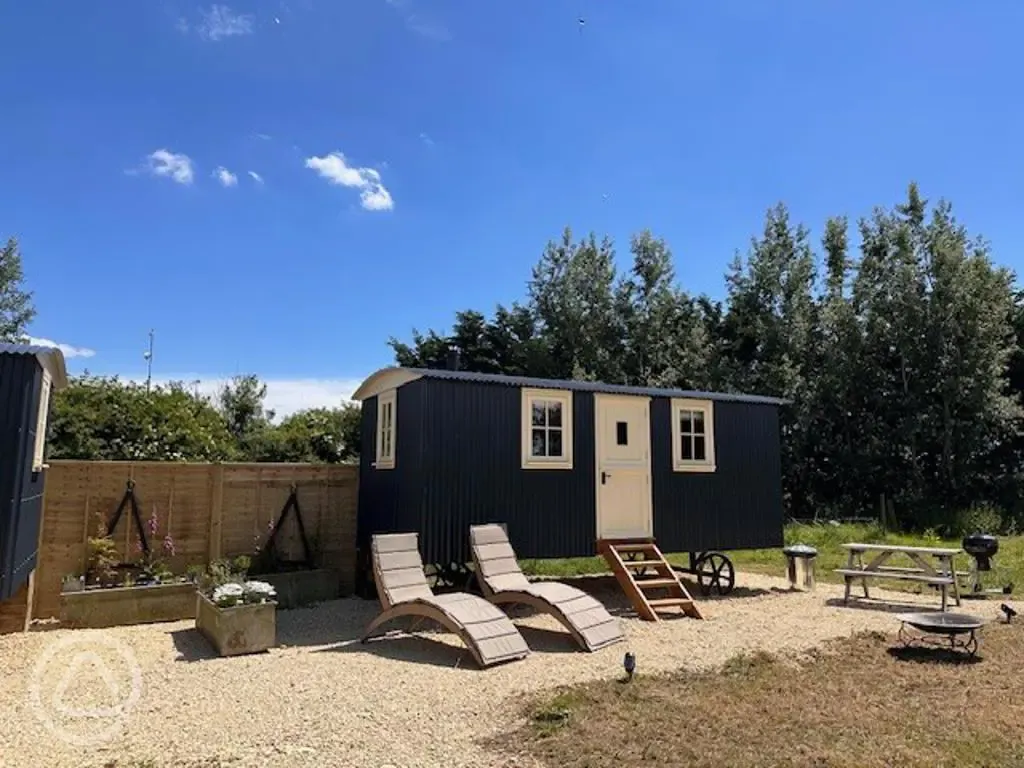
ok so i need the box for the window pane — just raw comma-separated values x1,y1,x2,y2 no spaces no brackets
532,429,547,457
548,428,563,457
547,401,563,428
681,434,693,461
616,421,628,446
694,435,706,461
692,410,705,435
679,411,693,435
531,402,546,427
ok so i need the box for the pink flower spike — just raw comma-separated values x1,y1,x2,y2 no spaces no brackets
148,509,159,536
163,533,176,557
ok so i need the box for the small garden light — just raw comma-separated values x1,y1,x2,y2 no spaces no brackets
623,651,636,680
1001,603,1017,623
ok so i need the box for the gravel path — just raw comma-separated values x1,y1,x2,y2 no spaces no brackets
0,573,1018,768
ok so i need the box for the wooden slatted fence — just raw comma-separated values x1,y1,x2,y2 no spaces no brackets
26,460,358,622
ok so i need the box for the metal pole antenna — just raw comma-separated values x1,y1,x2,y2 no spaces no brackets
144,329,154,392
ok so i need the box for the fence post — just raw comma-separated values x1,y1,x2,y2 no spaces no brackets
208,464,225,561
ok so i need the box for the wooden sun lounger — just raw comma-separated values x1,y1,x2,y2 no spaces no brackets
469,523,625,652
362,532,530,668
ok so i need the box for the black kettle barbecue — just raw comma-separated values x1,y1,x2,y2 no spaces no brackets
961,533,1013,596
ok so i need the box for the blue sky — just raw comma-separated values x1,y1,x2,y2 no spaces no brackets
4,1,1024,416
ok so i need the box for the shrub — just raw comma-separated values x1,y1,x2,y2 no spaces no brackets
952,503,1005,537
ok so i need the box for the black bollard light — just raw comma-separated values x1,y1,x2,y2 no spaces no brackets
623,651,636,680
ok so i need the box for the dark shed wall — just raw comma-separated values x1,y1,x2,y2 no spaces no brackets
358,378,598,566
651,399,784,552
357,384,427,551
418,379,596,564
0,355,47,601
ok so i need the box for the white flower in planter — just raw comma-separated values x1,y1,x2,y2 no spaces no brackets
212,582,245,608
242,580,277,604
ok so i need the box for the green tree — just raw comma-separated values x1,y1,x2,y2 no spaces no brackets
248,404,362,463
528,227,623,381
217,374,274,455
0,236,36,341
49,375,237,461
615,231,715,390
720,204,819,516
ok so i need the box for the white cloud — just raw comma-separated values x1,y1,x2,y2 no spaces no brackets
148,375,365,420
305,151,394,211
252,133,272,141
23,336,96,359
144,149,194,185
419,132,435,147
197,5,254,41
248,170,264,184
214,166,238,187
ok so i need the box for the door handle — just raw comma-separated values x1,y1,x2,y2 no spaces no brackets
601,471,610,484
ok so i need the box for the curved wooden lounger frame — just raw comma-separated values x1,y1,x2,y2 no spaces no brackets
470,524,626,653
363,601,488,668
362,532,530,669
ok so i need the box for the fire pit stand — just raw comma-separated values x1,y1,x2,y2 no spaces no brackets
895,612,985,659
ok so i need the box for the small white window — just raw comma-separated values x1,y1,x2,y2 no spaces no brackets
32,370,52,473
671,398,716,473
375,389,396,470
521,388,573,470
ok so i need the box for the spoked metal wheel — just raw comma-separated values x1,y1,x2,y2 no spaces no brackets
694,552,735,596
429,562,473,591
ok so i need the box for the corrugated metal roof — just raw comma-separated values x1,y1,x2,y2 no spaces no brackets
0,343,69,389
353,366,789,406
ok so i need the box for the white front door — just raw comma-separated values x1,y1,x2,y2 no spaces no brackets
595,394,653,540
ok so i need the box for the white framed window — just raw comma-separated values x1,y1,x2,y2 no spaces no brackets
521,388,573,470
375,389,396,470
671,398,716,473
32,370,52,473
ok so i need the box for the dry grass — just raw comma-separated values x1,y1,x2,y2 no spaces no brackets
503,622,1024,768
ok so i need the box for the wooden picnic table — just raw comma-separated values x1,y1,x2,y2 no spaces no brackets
835,542,964,611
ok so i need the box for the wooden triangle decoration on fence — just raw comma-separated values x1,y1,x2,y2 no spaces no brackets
104,480,150,558
263,483,313,569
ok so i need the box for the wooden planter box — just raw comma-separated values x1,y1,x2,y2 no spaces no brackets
259,568,340,609
196,593,276,657
60,582,197,629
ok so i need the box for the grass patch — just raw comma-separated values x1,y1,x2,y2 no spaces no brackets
521,523,1022,597
502,622,1024,768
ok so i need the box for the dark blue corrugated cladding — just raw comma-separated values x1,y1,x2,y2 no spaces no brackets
357,377,596,567
652,399,784,552
0,353,44,600
417,379,595,565
356,382,429,562
406,367,788,406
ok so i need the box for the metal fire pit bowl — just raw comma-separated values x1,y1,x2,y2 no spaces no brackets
895,612,986,658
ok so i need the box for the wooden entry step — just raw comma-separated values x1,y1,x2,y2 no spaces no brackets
598,539,703,622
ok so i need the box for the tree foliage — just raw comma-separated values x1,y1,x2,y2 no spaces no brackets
388,183,1024,532
33,182,1024,533
0,236,36,341
49,374,361,465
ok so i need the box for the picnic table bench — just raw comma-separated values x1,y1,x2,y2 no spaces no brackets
835,543,964,611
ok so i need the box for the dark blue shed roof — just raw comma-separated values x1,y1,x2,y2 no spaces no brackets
352,366,789,406
0,343,69,389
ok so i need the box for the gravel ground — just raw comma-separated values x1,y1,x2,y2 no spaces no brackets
0,573,1018,768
